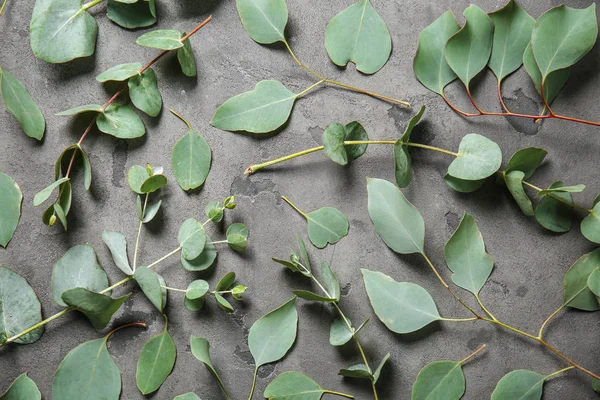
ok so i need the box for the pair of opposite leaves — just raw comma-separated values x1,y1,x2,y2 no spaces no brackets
210,0,392,134
414,1,597,105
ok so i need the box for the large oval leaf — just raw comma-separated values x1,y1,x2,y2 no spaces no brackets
107,0,156,29
171,130,212,191
62,288,131,330
30,0,98,63
367,177,424,255
248,297,298,367
445,5,494,89
324,0,392,74
128,68,162,117
96,104,145,139
306,207,349,249
52,244,109,307
180,236,217,272
411,360,465,400
447,134,502,181
210,80,296,133
362,269,440,334
0,68,45,140
0,172,22,247
236,0,288,44
562,249,600,311
491,369,545,400
0,373,41,400
0,266,43,344
136,323,176,395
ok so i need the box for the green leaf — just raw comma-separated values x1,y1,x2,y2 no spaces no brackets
171,130,212,190
447,134,502,181
52,244,109,307
445,5,494,89
52,337,121,399
235,0,288,44
177,33,197,77
0,266,43,344
184,296,205,312
205,201,224,223
297,236,311,271
372,352,390,384
531,4,597,79
136,29,183,50
30,0,97,63
444,174,485,193
128,165,166,195
97,103,145,139
174,393,201,400
56,104,104,116
0,172,22,247
190,337,230,397
134,266,164,312
140,174,167,194
537,184,585,196
136,322,176,395
33,177,69,206
344,121,369,160
581,202,600,244
322,121,369,166
523,43,569,105
107,0,156,29
491,369,545,400
535,181,573,233
321,262,340,302
293,290,337,303
367,177,424,254
411,360,465,400
180,237,217,272
102,231,132,275
232,285,247,300
96,63,142,82
329,318,353,346
143,200,162,223
62,288,131,330
562,249,600,311
338,364,373,380
505,170,534,216
265,371,340,399
304,207,349,249
186,280,209,300
593,379,600,395
215,293,234,312
128,165,150,194
413,11,460,95
210,80,296,133
488,0,535,81
0,68,45,140
444,213,494,295
394,105,426,188
80,147,92,190
216,272,236,291
324,0,392,74
248,297,298,367
178,218,206,260
505,147,547,180
128,68,162,117
362,269,440,334
0,373,41,400
587,268,600,299
227,223,249,251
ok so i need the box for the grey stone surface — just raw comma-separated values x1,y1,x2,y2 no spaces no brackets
1,0,599,399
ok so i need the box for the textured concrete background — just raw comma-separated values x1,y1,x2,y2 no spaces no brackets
1,0,599,398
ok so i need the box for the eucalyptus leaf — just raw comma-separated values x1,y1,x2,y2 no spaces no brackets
321,262,340,302
140,174,167,193
411,360,465,400
205,201,224,223
562,249,600,311
581,202,600,244
107,0,156,29
178,33,197,77
324,0,392,74
265,371,343,399
157,274,167,310
444,213,494,295
491,369,545,400
80,147,92,190
171,129,212,190
96,63,142,82
62,288,131,330
190,337,229,397
293,290,337,303
587,268,600,299
537,184,585,196
210,80,296,133
338,364,372,380
136,29,183,50
136,321,176,395
523,43,569,105
97,103,145,139
0,172,22,247
330,318,353,346
322,121,368,166
445,5,494,89
394,105,426,188
367,177,424,254
180,237,217,272
362,269,440,334
593,379,600,395
215,293,234,312
30,0,98,63
447,134,502,181
174,393,201,400
226,223,248,251
0,266,44,344
0,68,45,140
535,181,573,233
52,244,109,307
143,200,162,223
297,236,311,271
56,104,104,116
184,296,205,312
33,177,69,206
0,373,41,400
186,280,209,300
128,68,162,117
102,231,133,275
216,272,236,292
444,174,486,193
178,218,206,260
128,165,151,195
372,352,390,384
248,297,298,367
505,170,534,216
505,147,547,180
304,207,349,249
134,266,164,312
236,0,288,44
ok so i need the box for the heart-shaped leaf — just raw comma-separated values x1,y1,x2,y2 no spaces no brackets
248,297,298,367
134,266,164,312
0,266,43,344
491,369,545,400
581,202,600,244
505,147,547,180
52,244,109,307
210,80,297,133
523,43,569,105
394,105,426,188
180,237,217,272
265,371,346,400
136,29,183,50
62,288,131,330
97,103,145,139
205,201,224,223
367,177,424,255
136,320,176,395
107,0,156,29
178,218,206,260
445,5,494,89
128,68,162,117
412,360,465,400
324,0,392,74
0,68,45,140
413,11,460,95
171,129,212,190
177,33,197,77
562,249,600,311
226,223,249,251
447,134,502,181
102,231,132,275
190,337,230,397
0,373,41,400
535,181,573,233
322,121,368,166
0,172,22,247
96,63,142,82
236,0,288,44
304,207,349,249
362,269,440,334
30,0,98,63
505,170,534,216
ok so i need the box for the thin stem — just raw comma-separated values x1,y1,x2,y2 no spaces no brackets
0,0,8,16
181,16,213,42
283,40,325,80
546,366,575,380
147,246,182,269
402,142,459,157
296,80,325,98
475,294,497,321
538,304,565,339
439,317,479,322
442,94,480,117
206,240,227,245
133,194,149,272
281,196,307,218
520,179,592,213
161,286,187,293
105,321,147,341
539,340,600,380
246,146,324,174
484,318,539,341
248,366,258,400
170,109,192,130
497,81,510,113
3,308,72,345
323,390,355,399
466,89,485,114
459,344,486,364
82,0,104,11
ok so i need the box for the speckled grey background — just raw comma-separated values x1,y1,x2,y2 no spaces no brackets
1,0,599,399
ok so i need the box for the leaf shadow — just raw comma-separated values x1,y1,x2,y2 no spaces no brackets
48,51,98,82
173,0,224,17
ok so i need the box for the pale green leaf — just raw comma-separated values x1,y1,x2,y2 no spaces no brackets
102,231,133,275
505,170,534,216
128,165,150,195
178,218,206,260
140,174,167,193
216,272,236,292
491,369,545,400
136,29,183,50
178,33,197,77
330,318,353,346
134,266,164,312
0,373,41,400
321,261,340,302
537,184,585,196
535,181,573,233
107,0,156,29
215,293,234,312
443,174,485,193
523,43,569,105
180,236,217,272
33,177,69,206
128,68,162,117
562,249,600,311
62,288,130,329
97,103,145,139
235,0,288,44
174,393,201,400
80,147,92,190
587,268,600,299
190,337,229,397
56,104,103,116
186,280,209,300
136,322,176,395
96,63,142,82
0,68,45,139
293,290,337,303
205,201,224,223
447,134,502,181
411,360,465,400
338,364,372,380
171,130,212,190
581,203,600,244
505,147,547,180
0,172,22,247
265,371,337,399
305,207,349,249
372,352,390,384
143,199,162,223
226,223,248,251
394,105,426,188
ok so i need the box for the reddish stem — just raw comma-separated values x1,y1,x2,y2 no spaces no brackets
497,81,510,113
